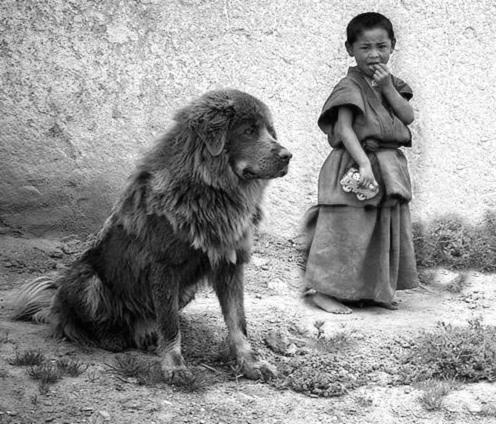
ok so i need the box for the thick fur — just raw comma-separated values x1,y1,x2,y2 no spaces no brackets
11,89,292,380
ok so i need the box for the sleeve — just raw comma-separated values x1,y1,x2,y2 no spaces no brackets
317,77,365,135
392,75,413,101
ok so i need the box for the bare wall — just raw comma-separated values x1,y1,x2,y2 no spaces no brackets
1,0,495,237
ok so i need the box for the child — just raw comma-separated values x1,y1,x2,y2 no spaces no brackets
303,12,419,314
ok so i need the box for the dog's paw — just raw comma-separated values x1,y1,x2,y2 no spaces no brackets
160,351,193,383
162,365,194,385
239,358,278,381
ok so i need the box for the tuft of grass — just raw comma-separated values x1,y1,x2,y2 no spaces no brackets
106,353,164,386
107,353,211,390
10,351,88,393
413,211,496,272
169,369,211,392
9,350,45,366
27,363,62,393
56,358,87,377
417,379,452,411
401,318,496,383
314,331,353,353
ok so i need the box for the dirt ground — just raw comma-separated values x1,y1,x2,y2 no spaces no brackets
1,231,496,424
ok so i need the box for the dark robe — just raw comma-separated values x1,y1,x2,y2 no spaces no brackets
304,66,418,303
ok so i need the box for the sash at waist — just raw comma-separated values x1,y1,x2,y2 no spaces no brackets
362,138,405,152
317,145,412,207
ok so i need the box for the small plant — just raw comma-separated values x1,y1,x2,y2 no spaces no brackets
354,393,374,408
56,358,87,377
413,212,496,272
27,363,62,393
106,353,211,390
30,394,39,405
418,380,451,411
314,331,352,353
9,350,45,366
106,353,164,386
401,318,496,383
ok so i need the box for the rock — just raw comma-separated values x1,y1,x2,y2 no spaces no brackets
286,343,297,356
99,410,111,420
251,256,268,268
443,390,482,413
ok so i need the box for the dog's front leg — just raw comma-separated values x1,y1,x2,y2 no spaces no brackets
213,262,277,380
151,273,190,380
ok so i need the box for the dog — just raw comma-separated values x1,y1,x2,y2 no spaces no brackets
11,89,292,380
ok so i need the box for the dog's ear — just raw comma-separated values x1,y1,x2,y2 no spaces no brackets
180,94,236,156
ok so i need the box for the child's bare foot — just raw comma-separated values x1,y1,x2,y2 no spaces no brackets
311,293,352,314
371,300,399,310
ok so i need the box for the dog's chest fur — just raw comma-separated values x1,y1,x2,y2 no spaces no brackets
161,179,265,266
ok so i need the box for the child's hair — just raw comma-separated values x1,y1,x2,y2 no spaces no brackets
346,12,395,45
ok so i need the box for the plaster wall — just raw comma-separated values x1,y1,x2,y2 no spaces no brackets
1,0,495,237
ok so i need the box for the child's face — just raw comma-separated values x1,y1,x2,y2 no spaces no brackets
346,27,395,77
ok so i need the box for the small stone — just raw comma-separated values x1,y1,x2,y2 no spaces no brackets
99,410,110,420
48,250,63,259
286,343,297,356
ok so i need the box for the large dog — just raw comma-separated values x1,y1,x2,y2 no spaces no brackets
11,89,292,380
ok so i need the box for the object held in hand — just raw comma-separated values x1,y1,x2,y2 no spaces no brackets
340,167,379,201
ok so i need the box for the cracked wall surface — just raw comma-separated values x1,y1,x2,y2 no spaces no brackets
1,0,495,237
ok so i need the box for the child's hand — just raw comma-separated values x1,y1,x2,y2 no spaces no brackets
358,163,378,190
372,64,393,90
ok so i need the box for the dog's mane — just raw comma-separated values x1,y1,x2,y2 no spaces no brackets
98,92,269,264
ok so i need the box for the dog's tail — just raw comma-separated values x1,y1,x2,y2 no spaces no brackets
9,274,59,323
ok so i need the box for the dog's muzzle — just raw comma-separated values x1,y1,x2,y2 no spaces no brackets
273,147,292,177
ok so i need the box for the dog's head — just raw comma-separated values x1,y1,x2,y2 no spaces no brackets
175,89,292,180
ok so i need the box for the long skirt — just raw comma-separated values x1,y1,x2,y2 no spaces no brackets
304,203,418,304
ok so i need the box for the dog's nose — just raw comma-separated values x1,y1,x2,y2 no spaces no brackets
278,148,292,161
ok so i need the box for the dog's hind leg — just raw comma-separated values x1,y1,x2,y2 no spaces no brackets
213,263,277,381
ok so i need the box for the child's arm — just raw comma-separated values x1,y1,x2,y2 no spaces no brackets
335,106,377,189
372,64,414,125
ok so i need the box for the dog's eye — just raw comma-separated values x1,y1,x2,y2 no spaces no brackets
267,126,277,139
244,127,255,135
